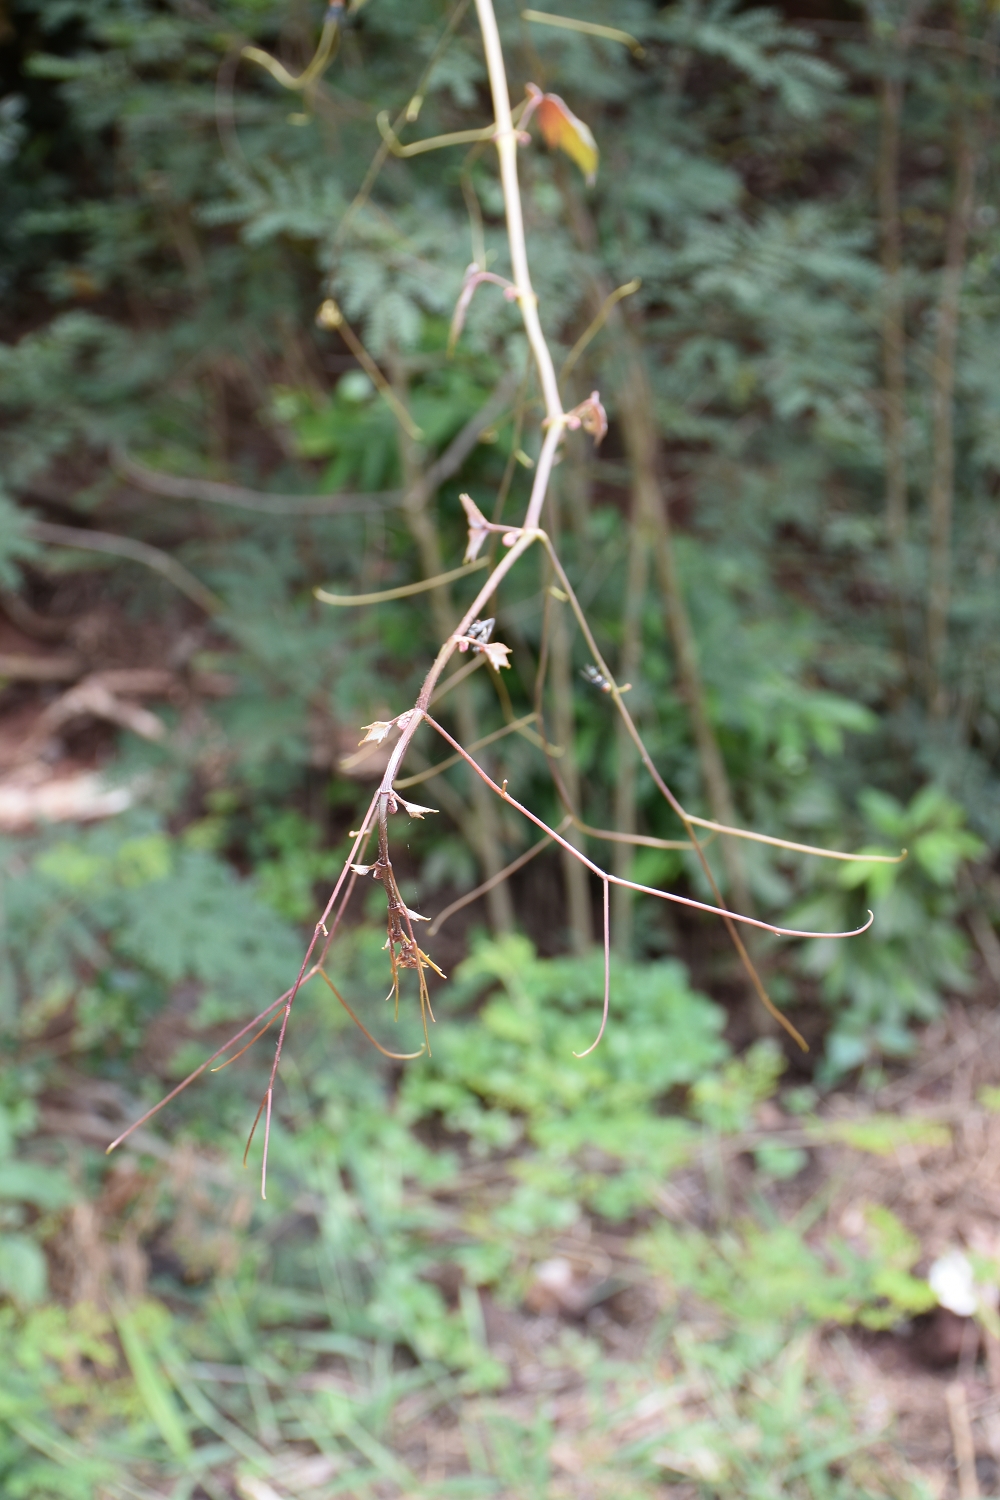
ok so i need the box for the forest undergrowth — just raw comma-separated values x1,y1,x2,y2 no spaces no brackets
2,0,1000,1494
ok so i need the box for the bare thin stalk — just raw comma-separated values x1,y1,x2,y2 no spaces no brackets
927,116,975,717
540,538,797,1044
473,0,565,518
429,821,570,935
547,488,592,951
877,47,909,579
574,879,611,1057
392,361,515,932
394,712,539,789
422,714,873,945
558,183,761,981
617,331,768,1020
549,599,593,950
611,486,651,958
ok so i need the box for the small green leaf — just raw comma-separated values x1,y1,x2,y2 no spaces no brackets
113,1303,192,1462
0,1233,48,1307
0,1162,75,1212
821,1116,950,1157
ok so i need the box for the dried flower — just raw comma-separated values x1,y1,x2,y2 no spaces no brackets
565,391,608,447
396,797,439,820
459,492,490,563
358,720,395,745
482,641,512,671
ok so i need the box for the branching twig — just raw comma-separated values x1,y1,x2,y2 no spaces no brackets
27,521,222,615
107,0,887,1195
422,713,874,943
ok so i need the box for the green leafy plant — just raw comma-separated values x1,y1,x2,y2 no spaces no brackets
401,932,728,1219
791,787,985,1074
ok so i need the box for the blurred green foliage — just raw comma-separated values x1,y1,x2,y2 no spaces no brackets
0,828,940,1494
2,0,995,1073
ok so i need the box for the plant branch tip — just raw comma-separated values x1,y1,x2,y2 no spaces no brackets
316,559,487,607
521,9,646,57
561,279,642,379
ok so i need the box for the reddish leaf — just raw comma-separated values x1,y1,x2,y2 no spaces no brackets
535,93,599,185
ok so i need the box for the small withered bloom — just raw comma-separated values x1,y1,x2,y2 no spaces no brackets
459,492,490,563
395,797,438,820
358,719,395,746
581,664,613,693
565,391,608,447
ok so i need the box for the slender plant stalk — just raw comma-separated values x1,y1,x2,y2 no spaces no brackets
611,487,651,958
926,115,975,718
557,182,757,948
473,0,565,532
392,359,515,931
876,33,910,611
612,302,763,1002
547,489,592,951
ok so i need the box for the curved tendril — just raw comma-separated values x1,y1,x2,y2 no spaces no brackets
211,1011,281,1072
318,970,426,1060
261,1088,274,1200
243,1089,269,1169
422,714,876,942
561,278,642,379
574,879,611,1058
106,989,294,1154
241,13,341,94
683,815,907,864
316,559,486,607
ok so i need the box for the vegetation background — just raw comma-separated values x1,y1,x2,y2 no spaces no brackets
2,0,1000,1494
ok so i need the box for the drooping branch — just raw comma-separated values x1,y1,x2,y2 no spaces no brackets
421,713,874,946
105,0,892,1198
27,520,223,615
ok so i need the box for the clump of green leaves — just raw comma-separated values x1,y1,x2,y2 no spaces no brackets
401,933,729,1221
791,787,985,1075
